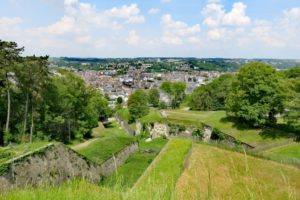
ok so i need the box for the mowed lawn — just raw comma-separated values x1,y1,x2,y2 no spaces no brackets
175,143,300,200
264,142,300,160
165,110,292,148
129,139,192,200
102,138,168,190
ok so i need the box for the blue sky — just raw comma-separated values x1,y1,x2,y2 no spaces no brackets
0,0,300,58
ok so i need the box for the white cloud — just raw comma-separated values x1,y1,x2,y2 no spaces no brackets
148,8,160,15
202,1,250,27
75,35,91,44
105,4,145,24
94,38,107,49
126,30,140,45
161,33,182,45
222,2,251,26
0,16,22,27
161,14,200,45
161,14,200,36
161,0,172,3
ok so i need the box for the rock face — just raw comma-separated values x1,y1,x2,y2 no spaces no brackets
202,126,213,142
0,144,102,193
0,142,138,192
135,121,142,136
150,123,169,138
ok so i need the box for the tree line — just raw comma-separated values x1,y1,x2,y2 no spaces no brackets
0,40,110,146
189,62,300,133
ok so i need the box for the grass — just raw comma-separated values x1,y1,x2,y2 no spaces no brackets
76,136,133,164
117,108,162,124
0,141,51,164
165,110,293,148
175,143,300,200
102,138,168,190
0,180,122,200
129,139,192,199
92,121,128,138
264,142,300,160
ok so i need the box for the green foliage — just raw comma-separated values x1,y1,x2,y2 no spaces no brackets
0,40,111,145
160,81,186,109
282,67,300,133
190,74,233,111
147,88,160,107
127,89,149,122
226,62,284,127
159,102,167,109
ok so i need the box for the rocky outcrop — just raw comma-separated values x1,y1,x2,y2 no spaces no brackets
202,126,213,142
0,144,102,193
150,123,169,138
135,121,142,136
0,142,138,192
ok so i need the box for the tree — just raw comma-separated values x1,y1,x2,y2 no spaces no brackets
115,96,124,110
282,67,300,133
0,40,24,145
189,74,233,110
226,62,284,126
127,89,149,122
160,81,186,109
16,56,49,142
148,88,160,107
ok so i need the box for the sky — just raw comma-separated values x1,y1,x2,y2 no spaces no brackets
0,0,300,58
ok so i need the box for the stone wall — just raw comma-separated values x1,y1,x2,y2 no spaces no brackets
0,142,138,192
98,143,138,176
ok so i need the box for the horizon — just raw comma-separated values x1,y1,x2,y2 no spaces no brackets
1,0,300,58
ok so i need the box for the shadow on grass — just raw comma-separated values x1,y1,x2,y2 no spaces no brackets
220,116,297,140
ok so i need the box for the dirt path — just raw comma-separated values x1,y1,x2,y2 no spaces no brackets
72,138,99,150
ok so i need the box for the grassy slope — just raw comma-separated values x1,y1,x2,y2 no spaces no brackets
0,180,121,200
165,110,292,147
264,142,300,160
102,138,168,190
175,143,300,200
74,121,134,164
0,141,51,164
76,136,133,164
129,139,192,200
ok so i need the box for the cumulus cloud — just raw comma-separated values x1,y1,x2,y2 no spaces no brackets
202,1,250,27
161,14,200,45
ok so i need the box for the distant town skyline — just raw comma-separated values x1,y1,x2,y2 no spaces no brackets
0,0,300,58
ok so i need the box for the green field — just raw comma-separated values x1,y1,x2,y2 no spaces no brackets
264,142,300,160
175,143,300,200
165,110,293,148
129,139,192,199
102,138,168,190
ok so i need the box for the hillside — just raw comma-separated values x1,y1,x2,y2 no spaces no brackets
175,143,300,200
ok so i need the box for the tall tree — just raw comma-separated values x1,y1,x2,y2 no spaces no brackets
226,62,284,126
148,88,160,107
127,89,149,122
189,74,233,111
0,40,23,145
160,81,186,109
